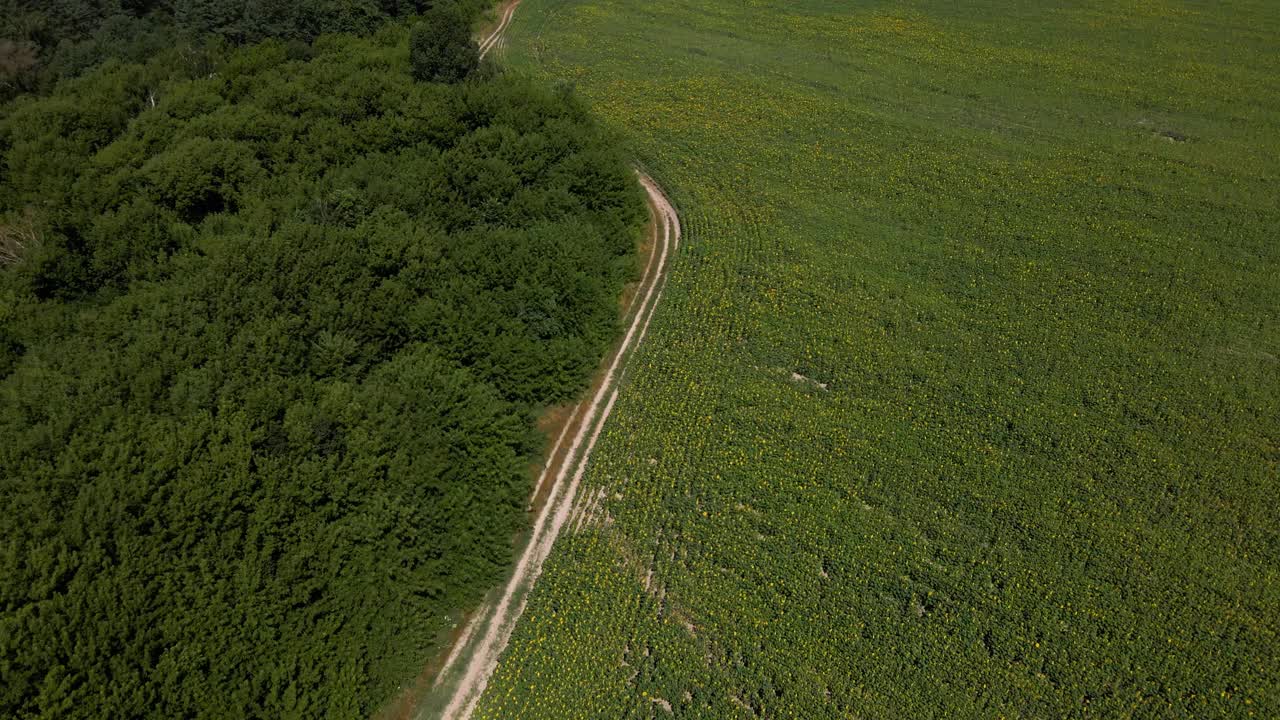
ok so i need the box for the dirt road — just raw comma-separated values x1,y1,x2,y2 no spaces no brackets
429,174,679,720
478,0,522,60
420,10,683,719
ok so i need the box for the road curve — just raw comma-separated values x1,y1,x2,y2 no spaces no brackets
432,174,679,720
478,0,522,60
427,10,682,719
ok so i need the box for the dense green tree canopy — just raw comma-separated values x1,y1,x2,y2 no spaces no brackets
409,2,479,84
0,26,644,719
0,0,490,99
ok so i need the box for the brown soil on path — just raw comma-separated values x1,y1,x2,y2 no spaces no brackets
371,179,670,720
534,403,575,438
371,604,485,720
618,209,659,318
437,176,680,720
526,208,659,517
529,402,578,511
370,204,660,720
478,0,522,60
375,2,683,717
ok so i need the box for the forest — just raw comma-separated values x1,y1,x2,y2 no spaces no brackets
1,0,491,100
0,1,645,717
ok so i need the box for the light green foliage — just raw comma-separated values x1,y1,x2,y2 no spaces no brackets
476,0,1280,717
0,28,643,719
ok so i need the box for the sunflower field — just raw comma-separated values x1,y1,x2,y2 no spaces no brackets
471,0,1280,716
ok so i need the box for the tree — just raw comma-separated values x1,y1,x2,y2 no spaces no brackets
174,0,241,38
409,2,477,84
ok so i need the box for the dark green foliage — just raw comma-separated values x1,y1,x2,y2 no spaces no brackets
0,0,482,100
409,3,478,84
172,0,239,38
0,31,644,719
1,0,175,98
140,137,262,220
174,0,383,42
37,12,178,85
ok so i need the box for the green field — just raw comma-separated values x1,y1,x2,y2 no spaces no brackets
473,0,1280,717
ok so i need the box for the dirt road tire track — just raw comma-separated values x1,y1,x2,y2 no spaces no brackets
429,174,666,693
433,175,679,720
427,9,683,719
478,0,521,60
